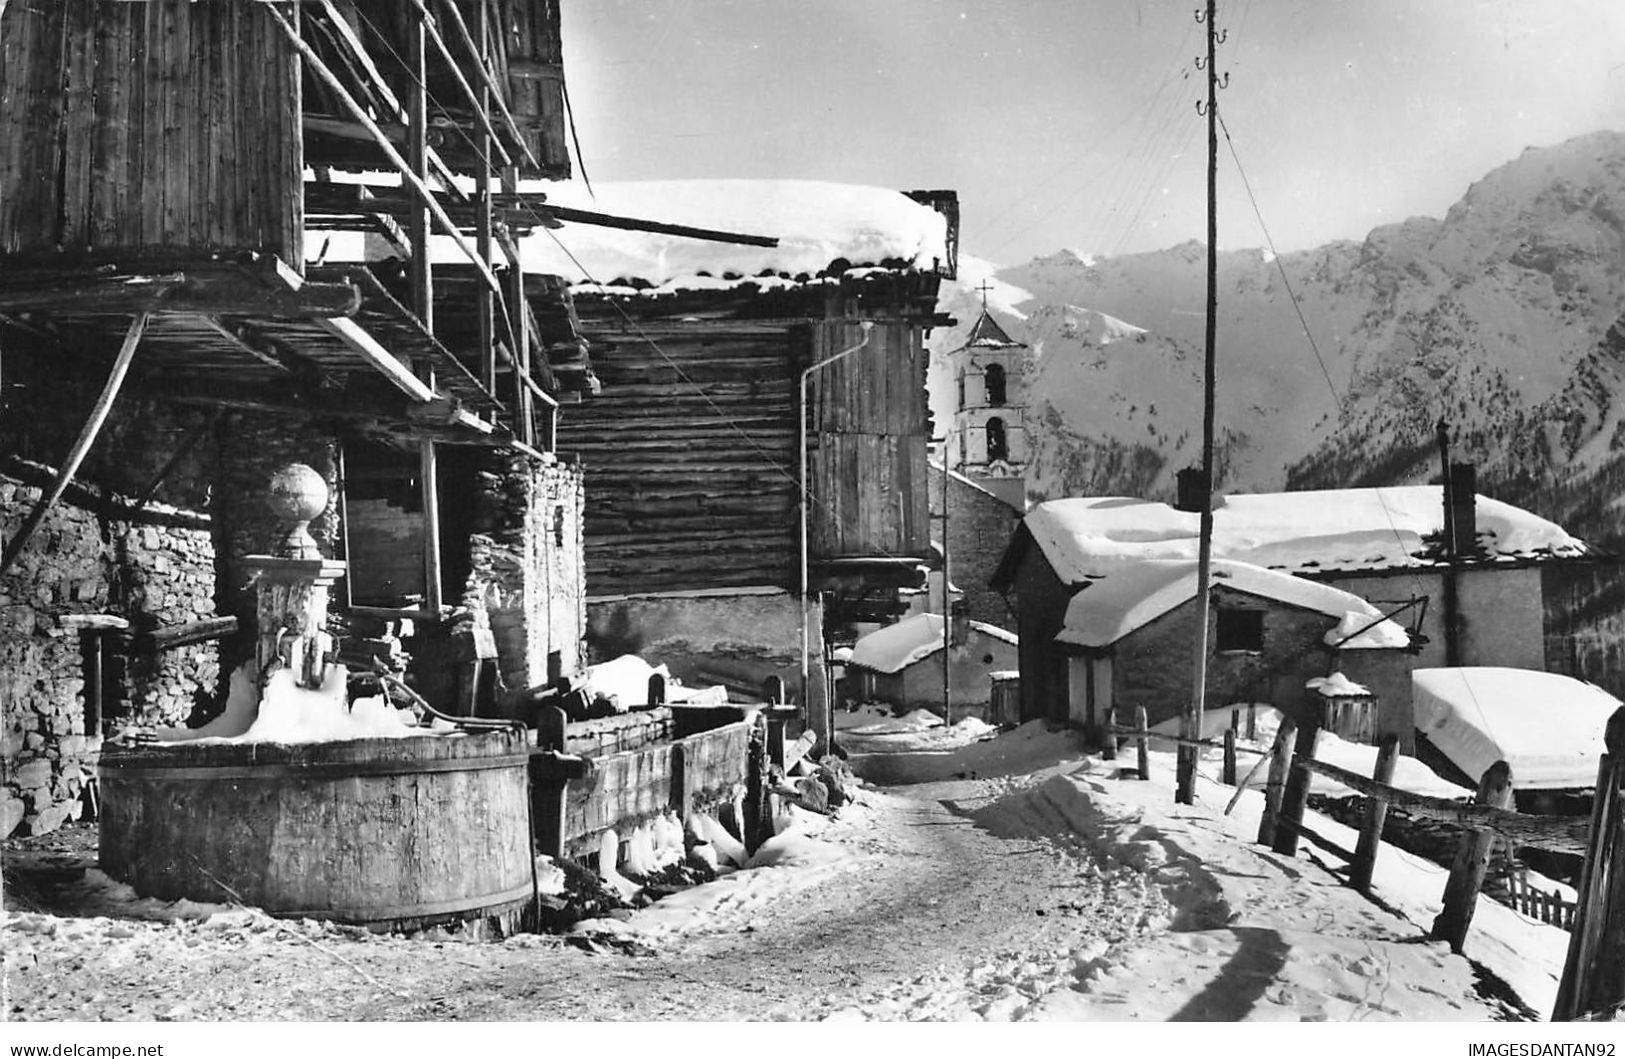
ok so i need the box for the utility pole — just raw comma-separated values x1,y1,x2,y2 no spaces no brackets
1179,0,1222,805
940,446,952,725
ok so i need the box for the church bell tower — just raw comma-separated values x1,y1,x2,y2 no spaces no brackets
947,284,1028,509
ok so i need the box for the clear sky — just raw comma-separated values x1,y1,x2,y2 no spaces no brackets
560,1,1625,267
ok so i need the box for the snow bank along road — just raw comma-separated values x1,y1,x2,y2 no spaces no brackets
3,723,1541,1021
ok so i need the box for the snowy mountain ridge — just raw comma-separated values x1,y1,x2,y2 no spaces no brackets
930,130,1625,547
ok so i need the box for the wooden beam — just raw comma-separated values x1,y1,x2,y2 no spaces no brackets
310,0,465,196
196,316,292,372
431,0,543,172
406,0,513,168
313,315,492,436
0,314,147,579
535,203,779,248
1297,757,1590,854
261,2,501,294
0,269,360,318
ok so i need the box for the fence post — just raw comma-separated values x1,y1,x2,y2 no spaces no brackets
1349,733,1400,893
537,703,567,753
1246,703,1257,741
1102,708,1118,761
1271,705,1323,857
1135,705,1151,781
1257,715,1298,847
1222,725,1238,787
1431,759,1515,955
1554,706,1625,1021
744,716,771,855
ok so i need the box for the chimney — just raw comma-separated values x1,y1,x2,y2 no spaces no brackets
1175,467,1209,513
1449,462,1477,557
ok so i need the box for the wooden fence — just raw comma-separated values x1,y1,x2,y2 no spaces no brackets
1505,865,1577,932
1250,701,1625,1022
1102,705,1263,786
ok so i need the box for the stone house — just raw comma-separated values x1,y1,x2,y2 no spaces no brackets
926,458,1023,629
1048,557,1411,735
844,612,1019,720
992,483,1590,747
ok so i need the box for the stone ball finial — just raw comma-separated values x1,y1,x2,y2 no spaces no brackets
266,463,329,560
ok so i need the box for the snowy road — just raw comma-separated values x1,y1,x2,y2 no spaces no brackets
4,772,1159,1021
4,721,1553,1022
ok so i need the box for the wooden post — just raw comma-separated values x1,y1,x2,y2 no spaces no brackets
1222,727,1238,786
1135,705,1151,781
0,313,147,579
670,741,693,827
80,632,104,736
1102,708,1118,761
1555,707,1625,1021
1431,760,1515,954
1271,707,1323,856
531,777,568,860
1257,715,1299,847
744,717,770,855
1246,703,1257,741
1349,733,1400,893
537,703,567,753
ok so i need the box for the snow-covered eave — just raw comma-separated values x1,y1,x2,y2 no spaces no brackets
1279,548,1597,579
1054,576,1409,651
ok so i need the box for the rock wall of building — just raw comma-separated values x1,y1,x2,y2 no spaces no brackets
1112,587,1339,730
465,453,586,692
928,466,1021,628
1,467,216,838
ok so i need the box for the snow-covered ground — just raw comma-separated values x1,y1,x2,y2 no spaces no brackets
3,719,1611,1043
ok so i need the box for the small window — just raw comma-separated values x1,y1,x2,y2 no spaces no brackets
985,363,1007,406
1216,608,1265,652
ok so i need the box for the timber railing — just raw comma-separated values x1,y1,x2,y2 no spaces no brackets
1253,701,1625,1022
1102,704,1265,785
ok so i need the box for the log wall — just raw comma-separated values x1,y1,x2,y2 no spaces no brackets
556,330,801,595
0,0,303,261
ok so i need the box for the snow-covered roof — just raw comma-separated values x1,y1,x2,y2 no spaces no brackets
1412,667,1620,790
1055,558,1411,650
1021,487,1586,584
929,459,1023,513
969,620,1019,645
308,175,949,294
847,613,1018,674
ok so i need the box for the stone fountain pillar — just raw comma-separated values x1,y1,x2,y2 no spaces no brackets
240,463,347,689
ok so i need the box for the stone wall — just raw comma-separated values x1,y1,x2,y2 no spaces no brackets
927,464,1022,629
1113,586,1341,730
464,452,586,693
1,466,217,838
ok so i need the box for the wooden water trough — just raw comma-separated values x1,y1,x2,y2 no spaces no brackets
99,728,534,931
